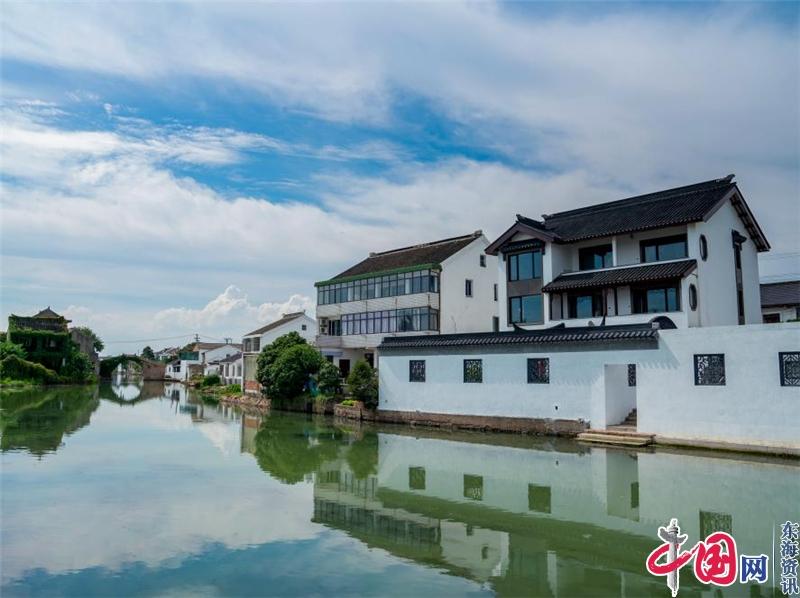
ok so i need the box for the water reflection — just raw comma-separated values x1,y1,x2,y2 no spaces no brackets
0,386,100,456
1,385,797,597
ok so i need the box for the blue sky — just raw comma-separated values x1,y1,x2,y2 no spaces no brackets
1,1,798,354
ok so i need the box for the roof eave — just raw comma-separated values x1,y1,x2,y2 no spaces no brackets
485,221,558,256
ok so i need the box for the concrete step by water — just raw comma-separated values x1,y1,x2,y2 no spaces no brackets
577,429,654,447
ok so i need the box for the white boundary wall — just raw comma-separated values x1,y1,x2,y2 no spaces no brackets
378,323,800,449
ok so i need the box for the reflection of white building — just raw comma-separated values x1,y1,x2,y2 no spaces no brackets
351,430,799,596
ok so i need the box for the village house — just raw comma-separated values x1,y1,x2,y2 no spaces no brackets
315,231,497,375
760,280,800,323
241,311,316,394
165,341,242,382
377,176,799,454
6,307,72,371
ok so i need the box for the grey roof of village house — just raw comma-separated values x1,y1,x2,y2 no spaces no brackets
323,231,483,283
213,351,242,364
542,259,697,293
760,280,800,308
243,311,307,337
193,342,242,351
487,175,770,254
378,323,659,350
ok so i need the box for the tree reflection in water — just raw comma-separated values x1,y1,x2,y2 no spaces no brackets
0,386,100,456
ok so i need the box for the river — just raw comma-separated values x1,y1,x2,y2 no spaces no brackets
1,382,797,597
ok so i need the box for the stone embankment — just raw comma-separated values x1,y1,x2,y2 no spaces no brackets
219,393,270,410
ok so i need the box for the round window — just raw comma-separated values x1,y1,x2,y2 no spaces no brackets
689,284,698,311
699,235,708,261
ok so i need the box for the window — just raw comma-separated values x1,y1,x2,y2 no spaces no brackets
763,313,781,324
463,474,483,501
317,269,440,305
252,338,260,352
301,324,307,331
492,316,499,332
699,235,708,261
694,354,725,386
339,307,439,335
409,467,426,490
628,364,636,387
779,352,800,387
567,292,604,319
479,254,486,268
509,294,543,324
464,359,483,383
631,283,680,314
508,250,543,281
528,484,551,513
640,234,688,263
579,244,613,271
527,358,549,384
689,284,698,311
630,482,639,509
409,360,426,382
465,279,473,297
700,511,732,538
493,283,498,302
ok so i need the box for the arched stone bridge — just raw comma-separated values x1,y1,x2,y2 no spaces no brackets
99,355,166,380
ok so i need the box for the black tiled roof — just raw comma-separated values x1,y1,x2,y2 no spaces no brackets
542,259,697,292
326,232,482,282
760,281,800,308
378,323,658,350
488,175,769,253
243,312,307,337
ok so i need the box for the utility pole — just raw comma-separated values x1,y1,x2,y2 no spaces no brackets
194,333,200,343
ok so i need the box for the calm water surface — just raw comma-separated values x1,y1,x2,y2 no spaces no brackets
1,382,797,597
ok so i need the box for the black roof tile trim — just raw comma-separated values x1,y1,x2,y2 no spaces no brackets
542,259,697,292
330,232,481,280
760,281,800,308
378,323,658,350
497,176,768,252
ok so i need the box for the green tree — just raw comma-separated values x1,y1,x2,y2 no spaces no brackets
61,350,93,383
72,326,104,353
268,344,324,400
346,360,378,409
317,360,342,397
141,346,156,360
0,339,27,361
256,332,308,393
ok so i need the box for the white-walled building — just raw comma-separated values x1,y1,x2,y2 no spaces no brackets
241,311,316,394
315,231,497,375
375,177,798,453
761,280,800,323
164,341,242,382
485,174,768,330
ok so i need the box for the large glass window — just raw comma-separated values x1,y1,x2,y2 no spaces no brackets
337,307,439,335
509,294,543,324
508,251,543,281
640,234,688,263
567,292,604,319
317,269,439,305
579,244,613,271
631,283,680,314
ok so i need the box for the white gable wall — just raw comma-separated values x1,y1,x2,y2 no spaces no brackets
439,236,497,334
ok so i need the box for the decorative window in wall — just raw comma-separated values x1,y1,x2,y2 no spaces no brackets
409,360,426,383
409,467,426,490
628,364,637,387
463,474,484,501
700,510,732,538
463,359,483,383
527,358,550,384
689,284,698,311
779,352,800,387
694,354,726,386
528,484,552,513
699,234,708,261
